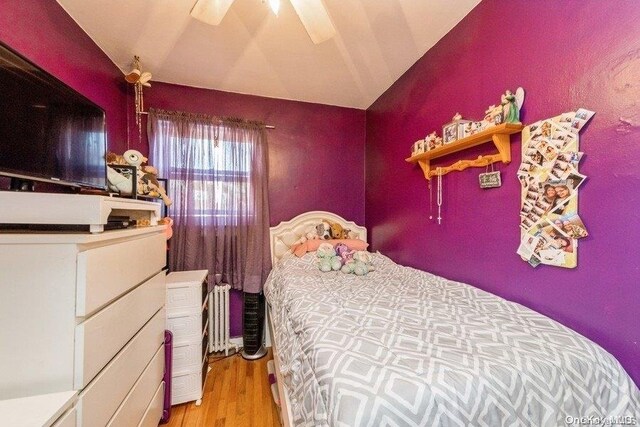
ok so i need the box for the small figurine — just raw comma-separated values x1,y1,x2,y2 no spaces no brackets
424,132,438,151
484,104,503,125
501,87,525,123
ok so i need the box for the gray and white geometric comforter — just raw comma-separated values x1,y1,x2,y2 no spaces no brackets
264,252,640,427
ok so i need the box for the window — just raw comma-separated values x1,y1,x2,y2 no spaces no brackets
161,121,255,225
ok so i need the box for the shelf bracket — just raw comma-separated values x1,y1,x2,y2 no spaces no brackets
417,159,431,180
492,132,512,163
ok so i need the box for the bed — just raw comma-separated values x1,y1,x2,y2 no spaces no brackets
265,211,639,427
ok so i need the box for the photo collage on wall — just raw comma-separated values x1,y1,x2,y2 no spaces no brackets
517,109,594,268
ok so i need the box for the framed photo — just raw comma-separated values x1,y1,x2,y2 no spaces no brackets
411,139,425,156
456,120,472,139
442,122,458,144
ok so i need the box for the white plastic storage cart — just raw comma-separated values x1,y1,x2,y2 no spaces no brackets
165,270,209,406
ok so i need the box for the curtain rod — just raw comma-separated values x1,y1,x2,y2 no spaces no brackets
137,111,275,129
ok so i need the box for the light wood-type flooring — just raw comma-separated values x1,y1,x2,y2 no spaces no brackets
164,349,281,427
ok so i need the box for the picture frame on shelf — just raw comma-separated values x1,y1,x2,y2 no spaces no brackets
442,122,459,144
455,120,472,139
411,139,425,157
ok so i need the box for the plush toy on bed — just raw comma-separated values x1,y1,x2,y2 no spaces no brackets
340,250,375,276
316,241,374,275
329,222,350,239
335,243,354,264
316,242,342,272
316,221,332,240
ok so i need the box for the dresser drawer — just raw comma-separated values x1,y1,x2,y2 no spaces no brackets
172,341,204,376
166,284,203,314
76,232,166,316
107,345,164,427
171,369,203,406
77,309,165,427
167,312,203,346
138,382,164,427
74,270,165,388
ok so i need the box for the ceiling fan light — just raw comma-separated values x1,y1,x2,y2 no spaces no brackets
269,0,280,16
191,0,236,26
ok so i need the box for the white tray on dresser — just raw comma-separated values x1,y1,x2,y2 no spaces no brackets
0,192,161,233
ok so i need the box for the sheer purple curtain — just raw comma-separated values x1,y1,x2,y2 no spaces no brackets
148,109,271,293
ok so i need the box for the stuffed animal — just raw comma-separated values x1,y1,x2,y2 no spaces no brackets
335,243,354,264
330,256,342,271
340,260,368,275
138,165,172,207
316,242,336,258
354,251,375,272
316,242,337,272
107,149,173,206
318,259,332,272
106,151,127,165
353,251,372,264
339,251,375,275
341,260,354,274
316,221,331,240
329,222,343,239
353,261,369,276
106,166,133,194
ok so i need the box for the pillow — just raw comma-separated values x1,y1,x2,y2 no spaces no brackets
293,239,368,257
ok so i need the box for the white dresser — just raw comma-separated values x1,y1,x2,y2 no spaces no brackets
0,226,167,426
165,270,209,406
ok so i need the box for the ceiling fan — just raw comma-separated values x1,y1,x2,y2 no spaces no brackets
190,0,336,44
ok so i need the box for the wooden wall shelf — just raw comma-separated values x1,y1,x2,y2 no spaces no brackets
405,122,523,180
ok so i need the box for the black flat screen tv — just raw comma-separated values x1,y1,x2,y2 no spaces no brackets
0,41,107,190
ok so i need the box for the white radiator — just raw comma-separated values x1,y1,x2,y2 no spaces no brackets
208,284,235,355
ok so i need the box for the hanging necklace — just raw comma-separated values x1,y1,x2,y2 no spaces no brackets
428,179,433,220
437,168,443,225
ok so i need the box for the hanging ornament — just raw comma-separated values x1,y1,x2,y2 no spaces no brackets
437,167,443,225
428,179,433,220
125,56,152,148
479,162,502,189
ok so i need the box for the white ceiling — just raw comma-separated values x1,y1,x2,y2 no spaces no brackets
56,0,480,109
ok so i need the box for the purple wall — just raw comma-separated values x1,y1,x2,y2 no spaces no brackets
366,0,640,385
144,82,366,336
0,0,128,154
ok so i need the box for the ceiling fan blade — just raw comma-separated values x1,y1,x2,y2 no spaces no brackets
190,0,236,26
289,0,336,44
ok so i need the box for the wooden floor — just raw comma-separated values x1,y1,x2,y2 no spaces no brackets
164,349,281,427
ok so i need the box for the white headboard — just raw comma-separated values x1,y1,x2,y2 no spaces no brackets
270,211,367,265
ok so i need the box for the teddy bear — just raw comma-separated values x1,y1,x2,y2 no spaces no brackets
340,250,375,276
340,260,369,275
329,222,351,240
316,242,342,272
329,222,343,239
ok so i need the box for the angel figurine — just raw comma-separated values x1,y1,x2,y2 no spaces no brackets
501,87,525,123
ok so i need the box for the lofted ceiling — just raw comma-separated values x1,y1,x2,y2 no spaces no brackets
56,0,480,109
